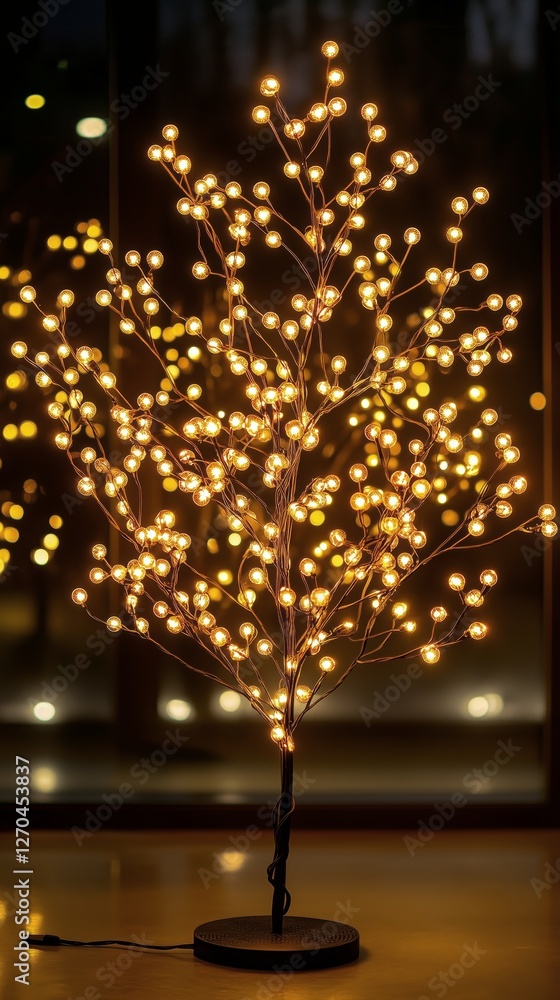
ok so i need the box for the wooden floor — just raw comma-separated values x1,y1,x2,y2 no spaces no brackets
1,828,559,999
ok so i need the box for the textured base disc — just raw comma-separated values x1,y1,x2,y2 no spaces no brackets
193,915,359,970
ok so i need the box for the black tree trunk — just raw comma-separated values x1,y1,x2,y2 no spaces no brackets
268,746,294,935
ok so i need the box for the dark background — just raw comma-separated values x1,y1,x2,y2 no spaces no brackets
0,0,558,825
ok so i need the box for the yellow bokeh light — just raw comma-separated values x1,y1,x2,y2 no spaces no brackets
219,691,241,713
49,515,63,529
6,372,26,390
165,699,192,721
63,236,78,250
162,477,178,491
24,479,37,493
529,392,546,410
32,548,49,565
43,534,59,550
468,385,486,402
228,533,242,546
86,224,102,238
442,509,460,526
33,702,56,721
25,94,45,109
309,510,325,525
47,235,62,250
76,117,107,139
33,766,58,792
467,696,489,718
217,850,246,871
70,255,86,270
217,570,233,585
416,382,430,397
0,266,10,280
3,424,19,441
3,302,27,318
20,420,37,438
83,238,98,254
4,527,19,543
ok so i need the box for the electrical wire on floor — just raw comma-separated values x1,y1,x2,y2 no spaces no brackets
28,935,194,950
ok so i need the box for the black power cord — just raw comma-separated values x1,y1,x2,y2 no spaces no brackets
28,934,194,950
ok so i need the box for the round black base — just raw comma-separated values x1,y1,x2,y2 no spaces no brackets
193,915,359,970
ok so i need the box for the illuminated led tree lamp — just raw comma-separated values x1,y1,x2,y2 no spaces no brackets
14,40,556,969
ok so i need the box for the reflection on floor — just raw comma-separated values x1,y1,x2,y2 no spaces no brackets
0,829,558,999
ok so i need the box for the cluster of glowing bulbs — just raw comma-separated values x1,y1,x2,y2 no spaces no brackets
13,40,556,751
